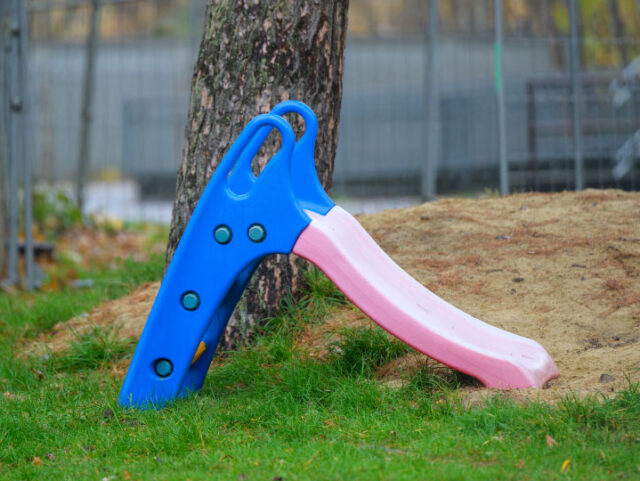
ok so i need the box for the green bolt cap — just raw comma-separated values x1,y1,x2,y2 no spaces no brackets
154,359,173,377
214,225,232,244
248,224,266,243
181,291,200,311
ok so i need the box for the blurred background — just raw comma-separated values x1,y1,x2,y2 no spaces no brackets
2,0,640,289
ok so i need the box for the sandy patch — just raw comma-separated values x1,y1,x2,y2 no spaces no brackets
24,282,159,358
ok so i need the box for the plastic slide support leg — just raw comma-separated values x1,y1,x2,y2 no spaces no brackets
180,260,259,393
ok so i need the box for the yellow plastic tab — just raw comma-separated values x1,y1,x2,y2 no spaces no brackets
191,341,206,365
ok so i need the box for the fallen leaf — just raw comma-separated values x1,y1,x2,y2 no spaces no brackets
516,459,525,469
32,457,42,466
561,458,571,473
123,470,131,480
546,434,558,447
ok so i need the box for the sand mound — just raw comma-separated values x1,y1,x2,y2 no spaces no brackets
26,190,640,402
300,189,640,401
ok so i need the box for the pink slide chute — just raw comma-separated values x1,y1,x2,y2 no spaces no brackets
293,206,559,389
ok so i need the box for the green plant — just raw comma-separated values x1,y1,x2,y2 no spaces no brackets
407,358,480,394
303,266,347,311
330,327,410,377
260,267,346,342
51,325,135,371
32,187,83,237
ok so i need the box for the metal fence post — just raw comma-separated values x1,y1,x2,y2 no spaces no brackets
7,1,22,287
569,0,584,190
494,0,509,195
2,0,34,290
1,19,11,284
16,0,33,290
422,0,439,200
76,0,101,212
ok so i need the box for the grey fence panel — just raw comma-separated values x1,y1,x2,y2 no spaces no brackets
28,40,193,183
334,36,564,195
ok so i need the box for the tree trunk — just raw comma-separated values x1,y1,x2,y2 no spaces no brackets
166,0,349,350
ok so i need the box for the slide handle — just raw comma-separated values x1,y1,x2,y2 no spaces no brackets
227,100,333,214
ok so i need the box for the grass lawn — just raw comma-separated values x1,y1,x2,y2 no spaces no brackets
0,256,638,481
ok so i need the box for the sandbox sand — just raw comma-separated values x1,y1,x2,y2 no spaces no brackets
25,190,640,402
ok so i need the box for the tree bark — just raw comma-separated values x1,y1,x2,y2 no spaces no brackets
166,0,349,350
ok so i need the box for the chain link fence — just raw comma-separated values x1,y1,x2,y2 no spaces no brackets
337,0,640,197
2,0,640,288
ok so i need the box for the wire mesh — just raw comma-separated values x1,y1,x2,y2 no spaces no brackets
1,0,639,266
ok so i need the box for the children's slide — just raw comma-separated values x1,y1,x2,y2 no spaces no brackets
119,101,558,409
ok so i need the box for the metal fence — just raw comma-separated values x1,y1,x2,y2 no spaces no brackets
1,0,34,289
2,0,640,288
337,1,640,196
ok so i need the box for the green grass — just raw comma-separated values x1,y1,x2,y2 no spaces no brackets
49,325,136,372
329,327,410,378
0,253,164,340
0,263,638,480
